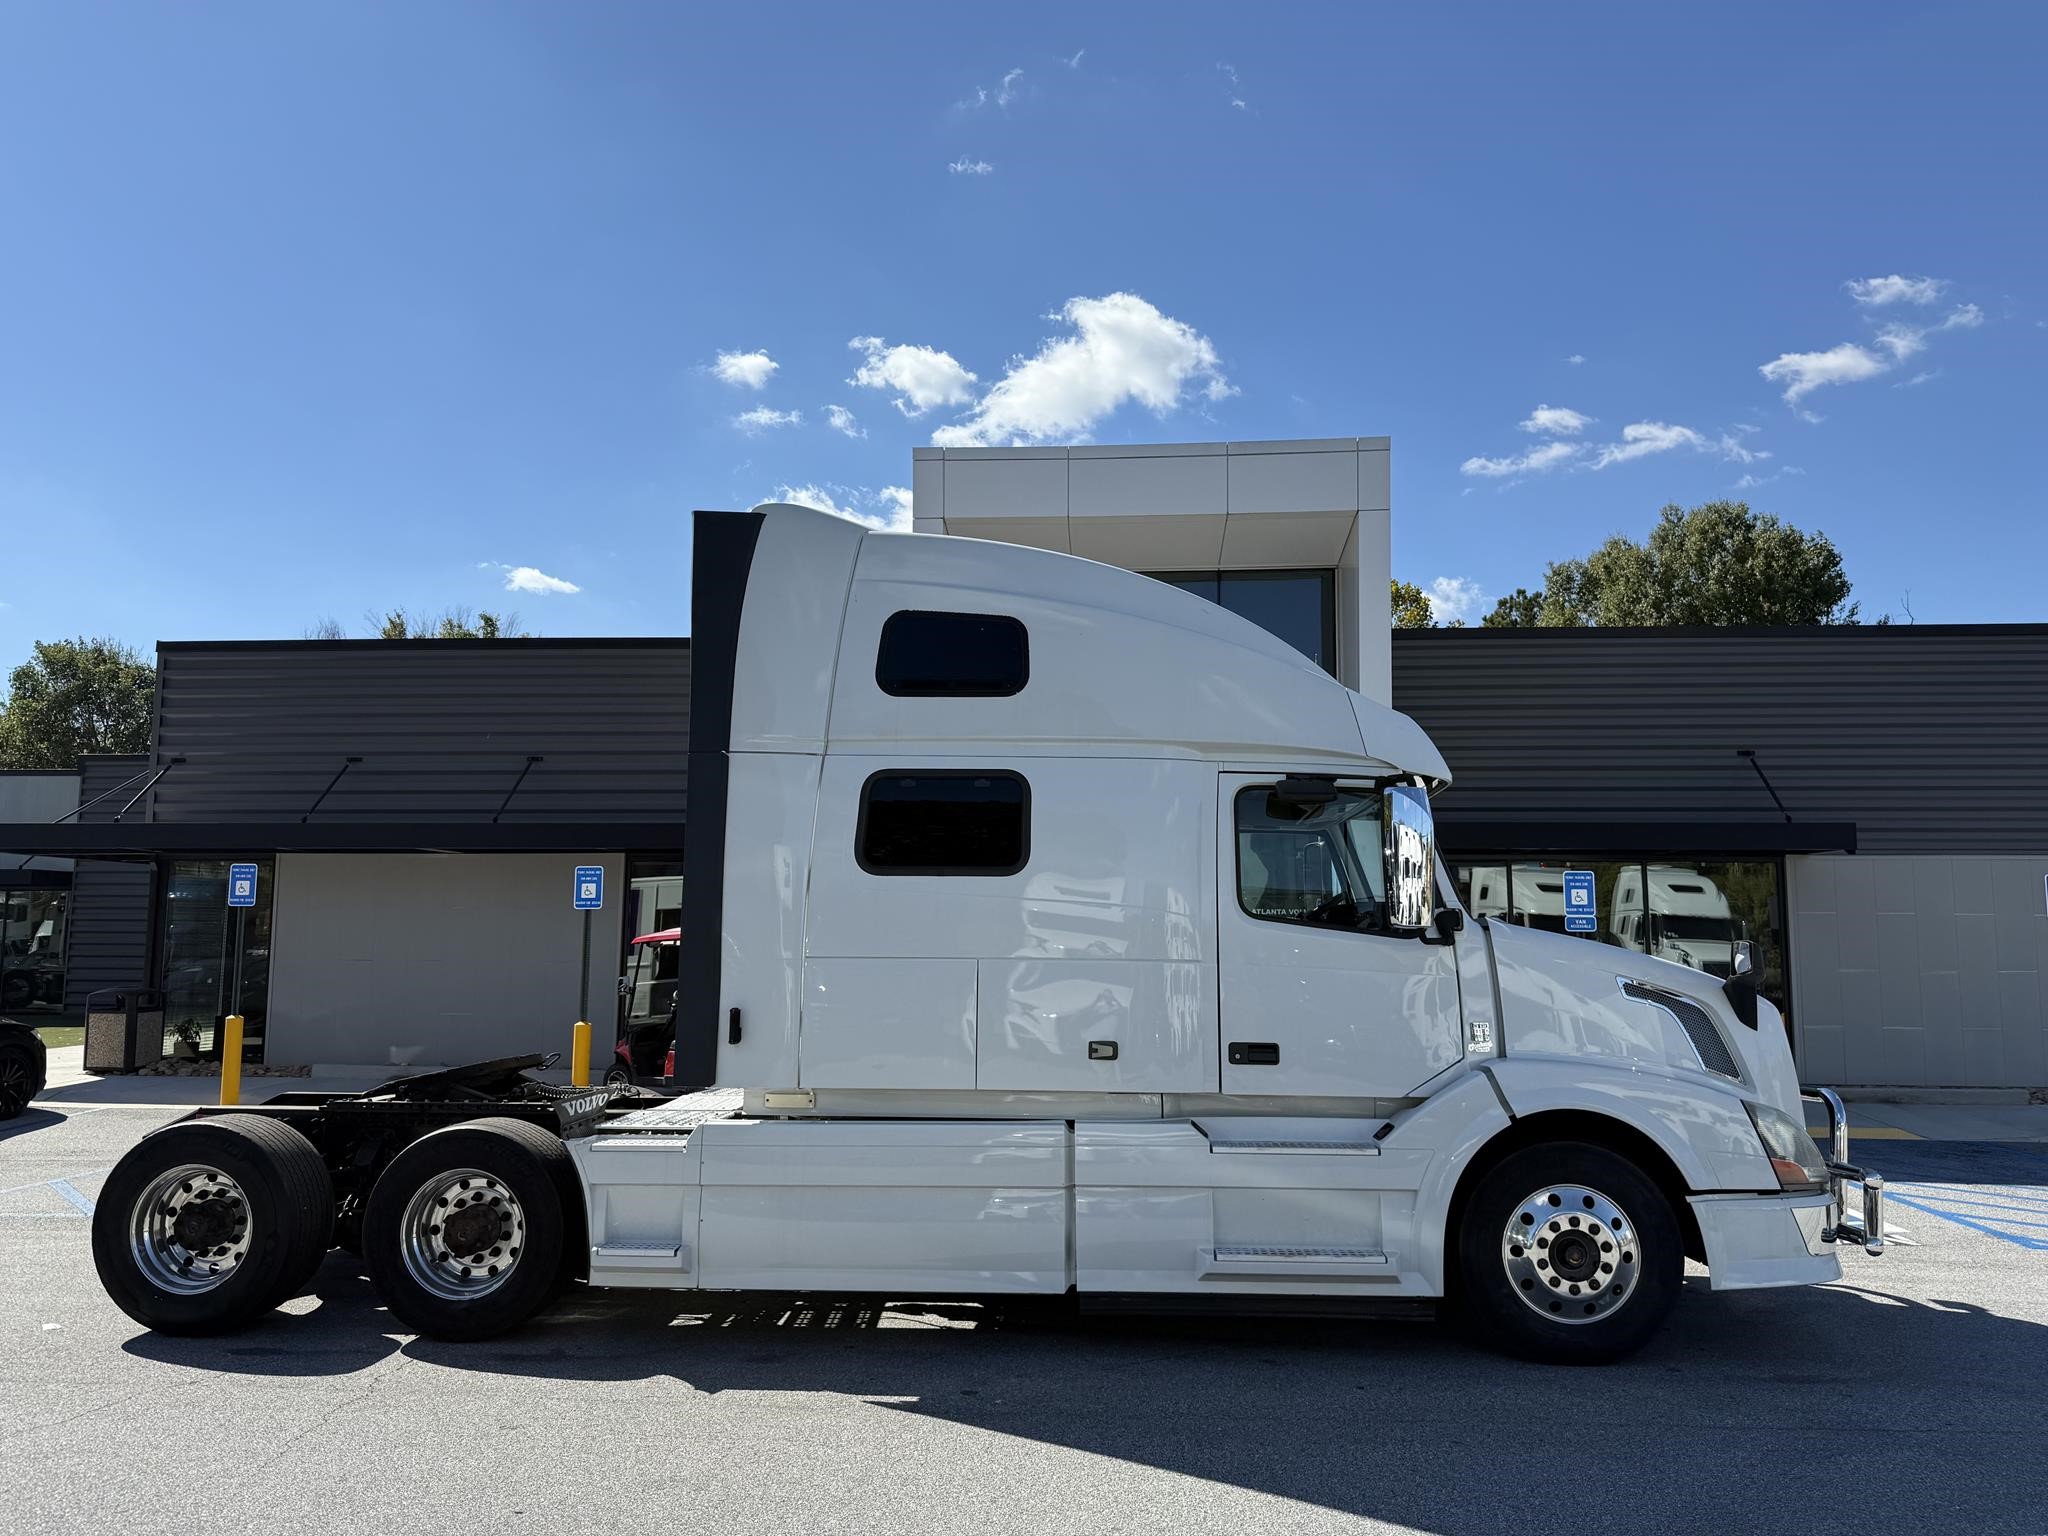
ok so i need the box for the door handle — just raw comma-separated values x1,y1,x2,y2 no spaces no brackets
1228,1041,1280,1066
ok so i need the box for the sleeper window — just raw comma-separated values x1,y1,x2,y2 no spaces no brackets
876,610,1029,697
858,771,1030,875
1235,785,1384,930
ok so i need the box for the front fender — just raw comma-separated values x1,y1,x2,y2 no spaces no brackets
1485,1055,1777,1193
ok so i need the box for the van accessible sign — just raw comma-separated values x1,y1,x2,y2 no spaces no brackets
573,865,604,911
1563,870,1596,933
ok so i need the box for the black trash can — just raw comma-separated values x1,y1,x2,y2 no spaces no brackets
83,988,165,1075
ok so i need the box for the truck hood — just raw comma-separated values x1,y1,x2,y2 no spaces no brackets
1485,920,1803,1120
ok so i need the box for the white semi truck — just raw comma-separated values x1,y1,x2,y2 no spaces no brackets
91,504,1883,1364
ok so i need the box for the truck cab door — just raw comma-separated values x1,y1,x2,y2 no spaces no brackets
1216,773,1464,1097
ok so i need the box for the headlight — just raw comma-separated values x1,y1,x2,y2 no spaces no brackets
1746,1100,1828,1192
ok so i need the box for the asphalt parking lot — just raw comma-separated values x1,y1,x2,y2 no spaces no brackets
5,1102,2047,1536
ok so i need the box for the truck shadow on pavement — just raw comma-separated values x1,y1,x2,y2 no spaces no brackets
122,1259,2048,1533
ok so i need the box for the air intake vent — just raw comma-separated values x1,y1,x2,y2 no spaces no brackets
1620,979,1742,1079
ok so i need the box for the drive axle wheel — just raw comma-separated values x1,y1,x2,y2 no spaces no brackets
1456,1142,1680,1365
92,1115,335,1334
364,1118,569,1341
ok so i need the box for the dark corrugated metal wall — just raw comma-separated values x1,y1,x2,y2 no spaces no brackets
149,641,690,824
62,755,156,1011
1392,626,2048,854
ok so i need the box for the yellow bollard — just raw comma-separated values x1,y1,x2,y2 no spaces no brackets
571,1020,592,1087
219,1015,244,1106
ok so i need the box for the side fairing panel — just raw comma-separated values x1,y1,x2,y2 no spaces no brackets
712,751,820,1089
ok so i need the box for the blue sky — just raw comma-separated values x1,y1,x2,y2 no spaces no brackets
1,2,2043,656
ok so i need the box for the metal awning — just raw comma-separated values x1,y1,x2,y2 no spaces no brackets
1434,818,1857,857
0,822,686,861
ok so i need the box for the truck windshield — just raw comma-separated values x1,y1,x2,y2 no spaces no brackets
1235,786,1385,930
1658,916,1740,942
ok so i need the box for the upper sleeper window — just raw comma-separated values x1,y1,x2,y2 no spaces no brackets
876,610,1029,697
858,771,1030,876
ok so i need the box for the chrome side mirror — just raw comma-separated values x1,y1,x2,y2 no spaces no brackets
1382,784,1436,935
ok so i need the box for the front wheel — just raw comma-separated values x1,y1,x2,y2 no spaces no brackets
1455,1141,1681,1365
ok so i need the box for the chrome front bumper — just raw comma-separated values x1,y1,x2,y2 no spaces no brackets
1801,1086,1885,1256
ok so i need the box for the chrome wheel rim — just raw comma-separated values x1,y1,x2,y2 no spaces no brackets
129,1164,253,1295
399,1168,526,1301
1502,1183,1639,1325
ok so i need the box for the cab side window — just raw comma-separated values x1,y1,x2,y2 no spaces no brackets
1234,786,1384,931
876,610,1028,697
858,771,1030,875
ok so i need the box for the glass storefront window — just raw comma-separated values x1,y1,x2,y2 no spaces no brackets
160,859,274,1063
1452,855,1790,1023
0,885,69,1016
1142,569,1338,675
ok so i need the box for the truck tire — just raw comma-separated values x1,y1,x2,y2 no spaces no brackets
92,1115,335,1334
0,1037,43,1120
362,1118,569,1341
1454,1141,1681,1365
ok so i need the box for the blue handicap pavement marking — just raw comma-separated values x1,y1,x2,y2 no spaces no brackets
1883,1182,2048,1253
0,1170,104,1219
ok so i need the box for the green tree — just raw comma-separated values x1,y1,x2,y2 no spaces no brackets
0,638,157,769
1482,501,1855,627
365,607,530,639
1481,587,1546,628
1390,579,1434,629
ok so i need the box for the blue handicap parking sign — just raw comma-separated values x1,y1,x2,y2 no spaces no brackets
227,862,259,908
573,865,605,911
1563,869,1596,933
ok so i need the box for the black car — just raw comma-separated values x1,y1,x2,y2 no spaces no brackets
0,1021,48,1120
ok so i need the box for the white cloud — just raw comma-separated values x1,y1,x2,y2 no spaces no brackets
711,350,777,390
1759,342,1889,404
1762,302,1982,404
825,404,864,438
1218,63,1247,110
481,563,580,596
1427,576,1486,625
1461,440,1581,478
1062,48,1085,69
733,406,801,433
1565,354,1586,365
1732,466,1805,490
929,292,1232,448
849,336,980,417
1875,323,1927,362
961,68,1024,110
769,483,912,533
1761,288,1982,409
1846,274,1947,307
948,157,993,176
1587,421,1766,469
1894,369,1942,389
1519,404,1590,436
